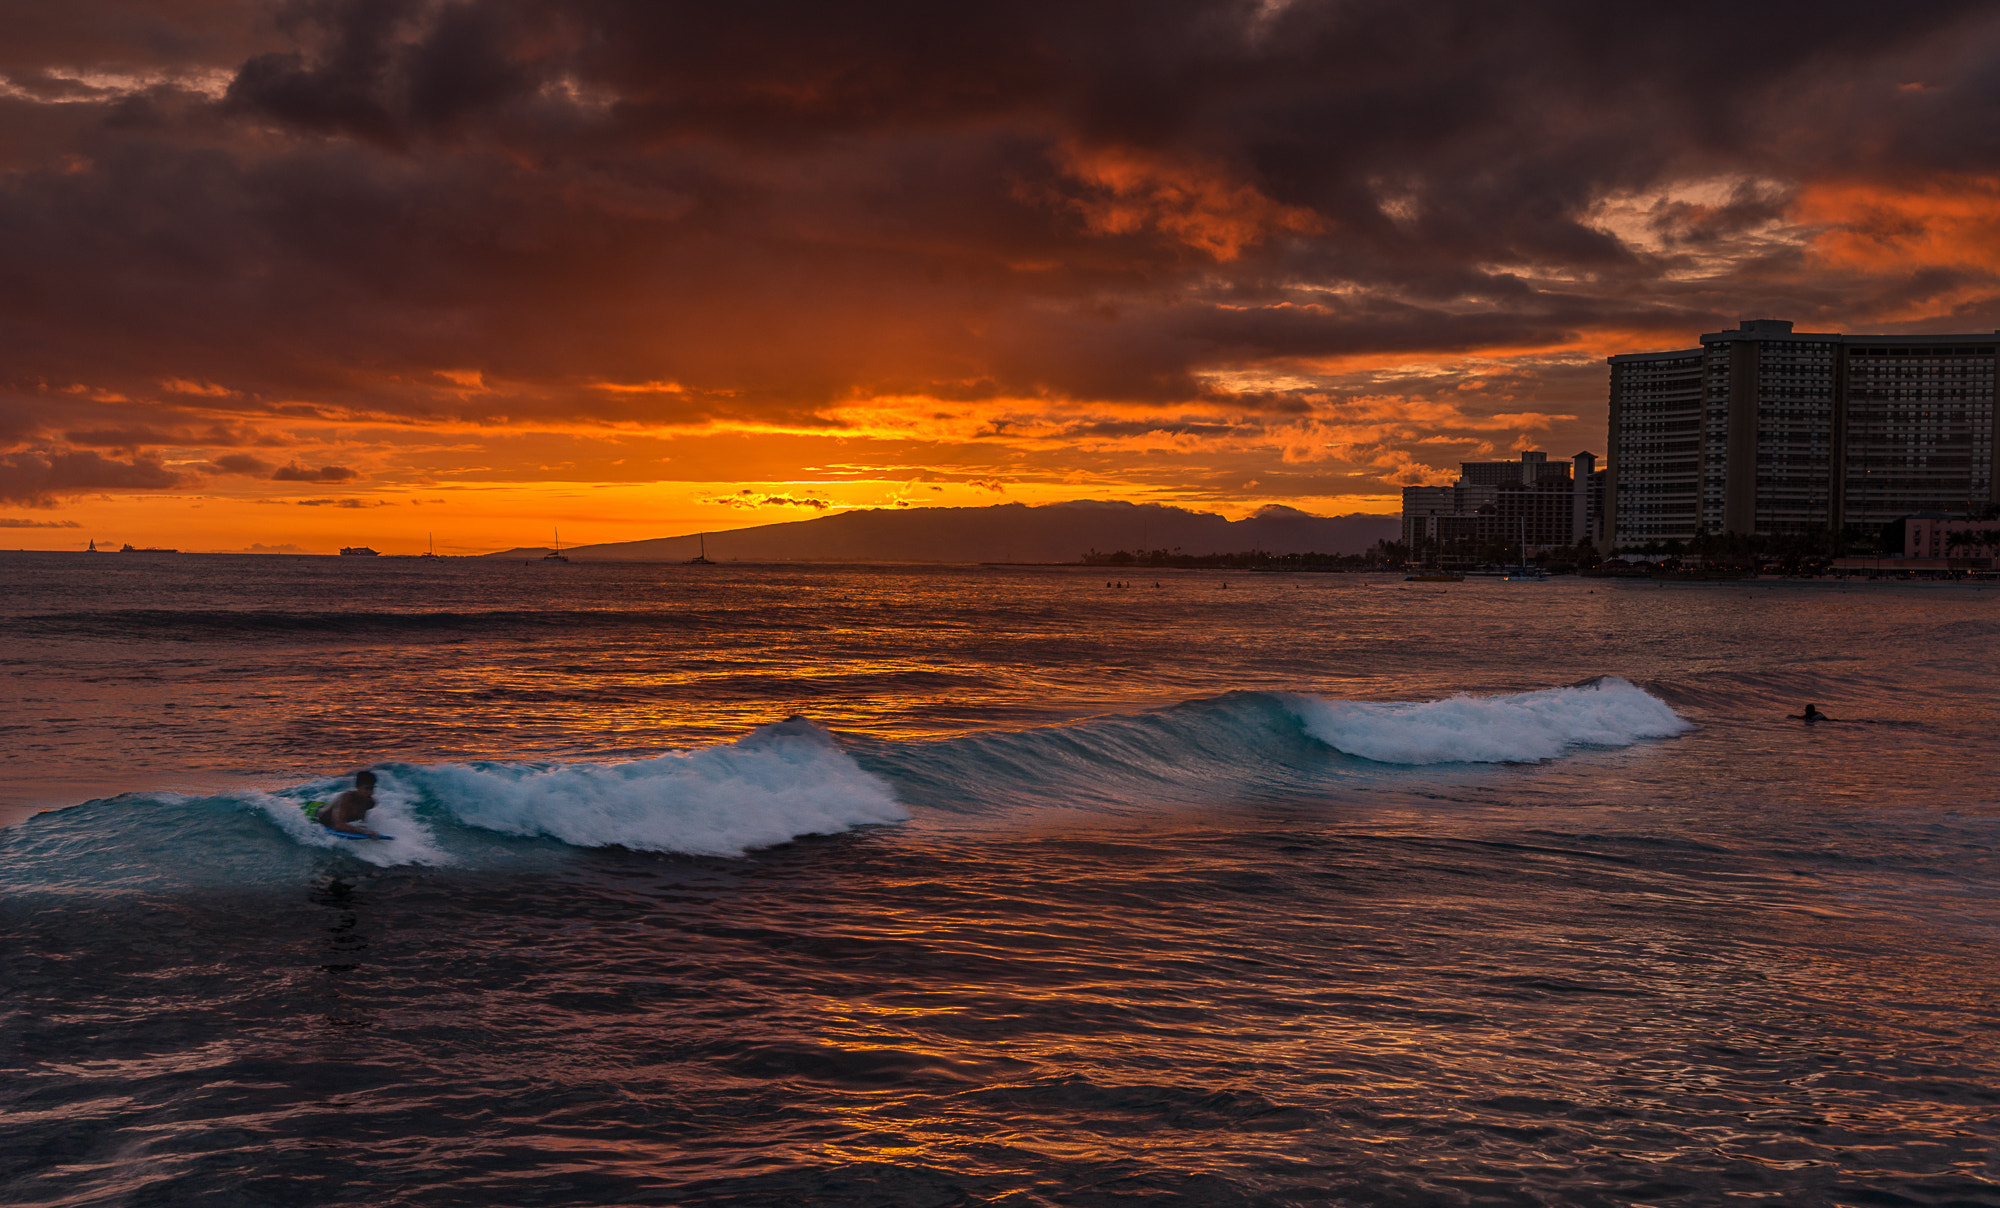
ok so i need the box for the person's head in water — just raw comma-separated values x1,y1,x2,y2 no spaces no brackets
1803,704,1822,720
355,769,377,793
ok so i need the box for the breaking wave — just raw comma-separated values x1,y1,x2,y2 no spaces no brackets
870,677,1689,816
1285,676,1692,765
407,717,906,856
0,719,906,890
1,681,1688,892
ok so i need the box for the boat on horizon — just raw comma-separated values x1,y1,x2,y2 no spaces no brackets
119,544,178,554
339,546,379,557
685,533,714,565
420,532,442,559
543,528,569,562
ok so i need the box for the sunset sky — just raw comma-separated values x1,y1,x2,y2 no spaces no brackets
7,0,2000,553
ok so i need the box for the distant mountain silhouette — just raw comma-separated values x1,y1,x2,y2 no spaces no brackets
483,501,1399,563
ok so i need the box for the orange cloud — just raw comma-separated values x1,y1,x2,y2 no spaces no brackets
1796,175,2000,274
1047,142,1324,261
589,379,690,395
160,378,237,397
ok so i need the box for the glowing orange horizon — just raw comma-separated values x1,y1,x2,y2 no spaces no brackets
10,160,2000,551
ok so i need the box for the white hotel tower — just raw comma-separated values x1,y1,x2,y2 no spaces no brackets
1606,320,1998,548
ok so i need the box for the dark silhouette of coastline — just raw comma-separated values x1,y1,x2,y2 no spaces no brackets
479,501,1399,564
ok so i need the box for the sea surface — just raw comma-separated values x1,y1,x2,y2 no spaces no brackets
3,553,1998,1206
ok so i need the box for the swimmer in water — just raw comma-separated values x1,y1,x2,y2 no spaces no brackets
1789,703,1834,723
311,769,383,837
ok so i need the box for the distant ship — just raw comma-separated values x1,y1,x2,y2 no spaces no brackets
542,528,568,562
118,544,178,553
685,533,714,565
419,532,442,559
86,539,99,552
339,546,379,557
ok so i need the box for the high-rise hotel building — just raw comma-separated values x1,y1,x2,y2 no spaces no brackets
1607,320,1998,547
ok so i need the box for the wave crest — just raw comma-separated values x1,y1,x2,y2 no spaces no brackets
406,717,906,856
1286,677,1690,765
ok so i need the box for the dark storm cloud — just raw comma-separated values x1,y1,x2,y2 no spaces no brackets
57,416,284,450
4,0,2000,437
271,460,358,482
0,450,186,505
709,491,832,510
63,425,195,450
211,452,274,472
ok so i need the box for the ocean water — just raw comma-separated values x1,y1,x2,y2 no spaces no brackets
3,553,1998,1206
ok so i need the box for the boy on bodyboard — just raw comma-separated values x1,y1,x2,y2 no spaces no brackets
302,770,391,839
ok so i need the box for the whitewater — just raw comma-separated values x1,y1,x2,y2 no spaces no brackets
4,554,1998,1207
5,678,1688,886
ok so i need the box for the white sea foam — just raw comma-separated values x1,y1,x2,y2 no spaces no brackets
1286,677,1691,765
411,717,906,857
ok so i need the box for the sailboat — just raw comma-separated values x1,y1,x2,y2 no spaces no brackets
1503,517,1549,581
420,532,442,559
542,528,569,562
685,533,714,565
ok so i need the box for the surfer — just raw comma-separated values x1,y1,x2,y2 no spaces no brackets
1790,703,1834,723
311,770,384,838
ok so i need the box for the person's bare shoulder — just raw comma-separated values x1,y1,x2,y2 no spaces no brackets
322,789,365,823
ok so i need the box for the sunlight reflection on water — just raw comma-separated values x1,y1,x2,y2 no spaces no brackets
2,554,1998,1204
